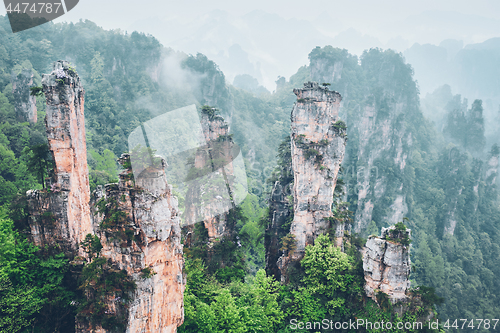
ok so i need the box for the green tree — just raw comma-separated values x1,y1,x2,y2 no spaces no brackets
210,289,246,333
0,208,77,332
87,149,119,192
245,269,284,331
0,275,43,333
23,143,53,189
300,234,355,315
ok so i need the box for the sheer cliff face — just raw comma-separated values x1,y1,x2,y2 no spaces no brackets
486,150,499,186
289,82,346,259
309,48,421,234
91,155,184,333
11,68,37,123
363,226,411,303
353,103,412,232
27,61,92,253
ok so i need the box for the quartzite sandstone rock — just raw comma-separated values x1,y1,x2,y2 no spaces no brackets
27,61,92,254
289,82,346,258
27,61,185,332
89,154,185,333
362,226,411,303
183,110,237,242
11,68,37,123
309,52,416,235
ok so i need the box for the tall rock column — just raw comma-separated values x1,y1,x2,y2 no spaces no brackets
285,82,346,266
27,61,92,253
88,154,185,333
183,108,238,242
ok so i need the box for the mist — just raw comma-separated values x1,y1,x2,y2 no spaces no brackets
2,0,499,91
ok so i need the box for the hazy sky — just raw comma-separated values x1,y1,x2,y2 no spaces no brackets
2,0,499,38
52,0,500,31
2,0,500,90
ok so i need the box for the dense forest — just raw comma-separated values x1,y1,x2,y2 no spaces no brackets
0,13,499,333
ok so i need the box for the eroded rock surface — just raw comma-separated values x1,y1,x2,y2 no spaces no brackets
308,50,418,235
27,61,92,253
90,154,185,333
11,68,37,123
353,103,411,232
363,226,411,303
183,110,237,242
27,61,185,332
289,82,346,259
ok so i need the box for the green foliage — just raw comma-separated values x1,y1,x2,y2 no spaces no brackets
385,222,412,246
0,14,495,331
294,134,305,144
184,206,250,284
77,256,136,331
179,260,284,333
411,286,444,308
443,96,486,155
67,65,77,78
328,201,354,232
304,148,321,162
0,144,34,205
237,194,266,273
140,267,156,279
333,120,347,130
375,291,392,312
80,233,103,260
365,220,379,237
300,234,355,315
0,275,44,333
280,233,296,254
22,143,53,189
332,120,348,139
96,197,128,230
29,86,43,97
201,105,224,122
88,149,119,192
217,133,233,142
0,208,78,332
130,145,162,174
